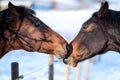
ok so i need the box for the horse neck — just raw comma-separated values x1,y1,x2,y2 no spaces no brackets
0,38,5,58
106,23,120,52
0,37,19,58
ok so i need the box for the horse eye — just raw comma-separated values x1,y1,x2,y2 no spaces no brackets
82,25,88,32
83,26,88,29
34,22,40,27
84,25,94,32
82,22,89,29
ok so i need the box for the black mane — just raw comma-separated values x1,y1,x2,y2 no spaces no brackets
0,5,35,19
13,6,36,15
91,9,120,31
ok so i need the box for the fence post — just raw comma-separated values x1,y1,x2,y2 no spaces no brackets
49,55,54,80
65,65,69,80
11,62,19,80
85,59,90,80
76,63,80,80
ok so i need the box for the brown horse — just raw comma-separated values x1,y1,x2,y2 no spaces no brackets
0,2,68,59
64,1,120,67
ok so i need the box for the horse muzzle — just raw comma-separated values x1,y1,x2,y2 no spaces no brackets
63,57,78,67
55,43,69,59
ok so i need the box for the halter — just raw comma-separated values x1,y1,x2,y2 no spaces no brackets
7,15,43,52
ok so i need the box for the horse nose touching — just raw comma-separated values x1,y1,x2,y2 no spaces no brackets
63,43,78,67
64,43,72,58
63,56,78,67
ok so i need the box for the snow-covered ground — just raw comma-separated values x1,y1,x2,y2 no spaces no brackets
1,1,120,80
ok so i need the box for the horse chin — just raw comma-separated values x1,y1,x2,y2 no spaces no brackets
55,51,66,59
63,57,77,67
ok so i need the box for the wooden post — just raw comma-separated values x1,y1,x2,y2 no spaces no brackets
65,65,69,80
76,63,80,80
51,0,56,9
11,62,19,80
85,59,90,80
92,57,96,65
49,55,54,80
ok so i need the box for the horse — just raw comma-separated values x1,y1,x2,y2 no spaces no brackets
0,2,68,59
64,1,120,67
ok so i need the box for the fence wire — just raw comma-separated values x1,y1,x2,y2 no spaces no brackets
19,64,48,79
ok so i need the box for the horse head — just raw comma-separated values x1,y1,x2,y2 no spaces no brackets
0,2,68,59
64,1,120,67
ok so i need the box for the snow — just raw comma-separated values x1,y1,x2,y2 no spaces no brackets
1,1,120,80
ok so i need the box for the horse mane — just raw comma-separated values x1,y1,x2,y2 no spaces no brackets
17,6,36,15
92,9,120,32
0,5,36,19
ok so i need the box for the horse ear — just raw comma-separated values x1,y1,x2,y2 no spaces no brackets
8,2,19,16
98,1,109,17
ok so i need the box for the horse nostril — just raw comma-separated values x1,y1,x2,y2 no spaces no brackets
65,43,73,58
66,43,70,51
63,58,69,64
64,43,70,58
63,57,73,65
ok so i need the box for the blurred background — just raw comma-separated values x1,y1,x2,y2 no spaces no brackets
0,0,120,80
